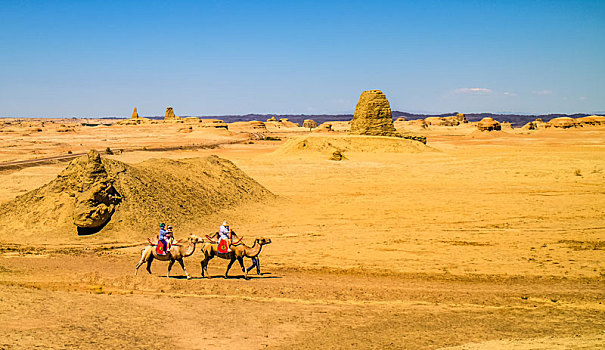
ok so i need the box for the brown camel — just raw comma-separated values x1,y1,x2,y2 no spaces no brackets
198,236,271,279
134,234,199,279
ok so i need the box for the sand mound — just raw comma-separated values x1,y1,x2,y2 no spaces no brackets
0,151,274,241
274,135,431,155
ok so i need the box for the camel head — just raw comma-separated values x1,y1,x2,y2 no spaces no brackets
257,237,272,245
189,234,204,244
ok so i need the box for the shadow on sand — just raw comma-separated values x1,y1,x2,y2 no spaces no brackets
158,273,281,280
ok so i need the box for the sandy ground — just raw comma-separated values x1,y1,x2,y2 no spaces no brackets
0,120,604,349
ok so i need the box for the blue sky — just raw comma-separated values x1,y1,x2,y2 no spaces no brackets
1,0,603,117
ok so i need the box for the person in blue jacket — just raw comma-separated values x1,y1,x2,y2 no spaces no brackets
158,223,169,255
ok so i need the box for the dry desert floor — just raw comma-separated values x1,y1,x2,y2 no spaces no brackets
0,120,604,349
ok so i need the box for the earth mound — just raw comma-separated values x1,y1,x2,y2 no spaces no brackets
274,135,432,155
0,151,274,242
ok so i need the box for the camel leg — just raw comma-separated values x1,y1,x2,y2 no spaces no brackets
225,258,236,278
167,260,175,278
135,258,145,276
247,257,261,275
246,258,256,274
146,255,154,275
135,248,150,275
237,257,248,279
178,259,190,280
201,255,213,279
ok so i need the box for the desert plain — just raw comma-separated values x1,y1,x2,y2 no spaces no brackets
0,117,604,349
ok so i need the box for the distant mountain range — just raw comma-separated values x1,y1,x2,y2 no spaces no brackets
165,112,595,128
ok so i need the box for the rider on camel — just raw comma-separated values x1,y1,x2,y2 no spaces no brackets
219,221,232,252
158,223,175,255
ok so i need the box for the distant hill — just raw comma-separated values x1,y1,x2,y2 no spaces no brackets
149,112,595,128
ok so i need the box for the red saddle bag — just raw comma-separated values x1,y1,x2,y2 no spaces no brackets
218,240,229,254
156,241,166,255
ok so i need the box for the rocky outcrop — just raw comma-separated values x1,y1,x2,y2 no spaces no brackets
329,150,347,161
267,116,277,122
279,118,299,127
350,90,398,136
61,150,122,229
477,117,501,131
575,115,605,126
546,117,576,128
200,119,228,128
407,119,427,128
165,107,183,122
303,119,318,129
117,107,154,125
424,113,467,127
184,117,201,123
313,123,333,133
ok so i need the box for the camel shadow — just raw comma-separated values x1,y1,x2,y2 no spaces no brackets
194,273,281,280
159,275,190,280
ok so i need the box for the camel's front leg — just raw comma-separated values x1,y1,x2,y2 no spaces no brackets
237,257,248,280
177,259,190,280
167,260,175,278
247,257,261,275
146,256,154,275
225,258,236,278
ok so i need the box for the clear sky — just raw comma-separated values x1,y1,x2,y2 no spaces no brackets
1,0,604,117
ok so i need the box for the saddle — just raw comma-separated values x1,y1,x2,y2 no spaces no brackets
147,236,183,256
205,231,243,245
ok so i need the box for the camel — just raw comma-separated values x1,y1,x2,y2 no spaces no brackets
134,234,200,279
198,236,271,279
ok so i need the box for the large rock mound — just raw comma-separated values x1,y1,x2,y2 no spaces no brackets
350,90,398,136
0,152,274,241
477,117,501,131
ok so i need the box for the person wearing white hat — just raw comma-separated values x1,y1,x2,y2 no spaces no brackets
219,221,232,252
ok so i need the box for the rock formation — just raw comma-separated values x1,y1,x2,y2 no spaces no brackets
184,117,201,123
329,150,347,161
279,118,299,127
303,119,318,129
349,90,398,136
313,123,333,133
200,119,228,128
117,107,154,125
407,119,427,128
0,152,274,238
575,115,605,126
477,117,501,131
60,150,122,229
267,116,277,122
164,107,183,122
546,117,576,128
424,113,467,127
